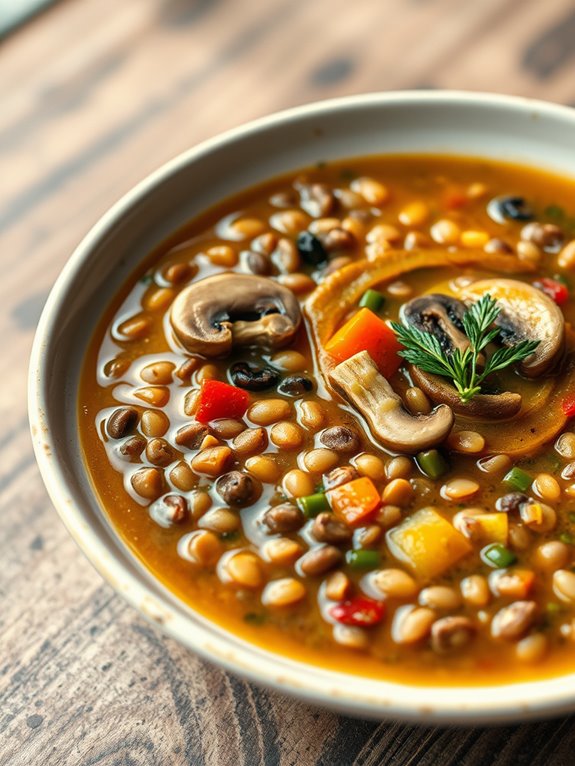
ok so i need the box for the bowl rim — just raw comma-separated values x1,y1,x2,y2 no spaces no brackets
28,90,575,724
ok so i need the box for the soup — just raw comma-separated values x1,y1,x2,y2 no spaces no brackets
79,155,575,685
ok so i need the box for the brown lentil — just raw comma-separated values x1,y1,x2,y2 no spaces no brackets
262,578,306,607
131,467,164,500
107,407,139,439
282,469,315,498
233,427,268,455
248,399,291,426
270,421,304,449
299,546,343,577
140,409,169,437
140,361,175,385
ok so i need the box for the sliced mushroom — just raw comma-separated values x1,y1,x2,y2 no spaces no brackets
398,293,522,417
409,365,522,418
461,279,565,378
400,294,470,355
328,351,453,453
170,273,301,357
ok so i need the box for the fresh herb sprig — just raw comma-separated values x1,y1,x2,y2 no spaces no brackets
390,294,539,403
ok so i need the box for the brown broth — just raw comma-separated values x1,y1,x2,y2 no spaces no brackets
79,155,575,685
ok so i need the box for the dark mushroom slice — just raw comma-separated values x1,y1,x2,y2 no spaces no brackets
170,273,302,357
461,278,565,378
409,365,522,419
487,196,534,223
400,294,470,356
328,351,454,454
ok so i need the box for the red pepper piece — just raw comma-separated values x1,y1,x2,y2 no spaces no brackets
562,395,575,418
443,187,468,210
329,597,385,627
196,379,250,423
533,277,569,306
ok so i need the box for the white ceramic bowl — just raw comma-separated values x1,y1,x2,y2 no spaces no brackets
29,91,575,724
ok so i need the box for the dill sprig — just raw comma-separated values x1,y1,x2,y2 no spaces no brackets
390,294,539,403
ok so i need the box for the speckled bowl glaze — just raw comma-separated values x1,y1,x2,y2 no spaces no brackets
29,91,575,724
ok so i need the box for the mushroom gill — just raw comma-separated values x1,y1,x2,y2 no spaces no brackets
399,294,470,356
170,273,301,357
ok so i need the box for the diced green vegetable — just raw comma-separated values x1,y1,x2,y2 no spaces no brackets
297,492,330,518
359,289,385,313
416,449,449,479
560,532,575,545
481,543,517,568
243,612,266,625
345,549,381,569
544,204,565,221
502,467,532,492
568,512,575,524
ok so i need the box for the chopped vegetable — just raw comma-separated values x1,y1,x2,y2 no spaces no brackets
560,532,575,546
481,543,517,568
387,508,472,579
503,467,532,492
297,493,330,518
345,549,381,569
328,597,385,627
534,277,569,306
325,308,402,379
328,476,381,527
391,294,540,404
495,569,534,598
195,379,250,423
416,449,448,479
359,289,385,313
474,513,509,545
562,396,575,418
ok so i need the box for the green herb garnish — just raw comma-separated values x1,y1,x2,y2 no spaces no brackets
391,294,540,403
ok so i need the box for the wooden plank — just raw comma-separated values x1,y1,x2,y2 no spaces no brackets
3,0,575,763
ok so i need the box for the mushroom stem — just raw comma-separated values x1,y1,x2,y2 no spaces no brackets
329,351,454,453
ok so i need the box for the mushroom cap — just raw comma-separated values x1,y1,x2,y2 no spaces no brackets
410,365,522,419
170,273,302,357
461,278,565,378
400,294,469,355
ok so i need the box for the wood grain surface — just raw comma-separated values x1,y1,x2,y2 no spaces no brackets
3,1,575,763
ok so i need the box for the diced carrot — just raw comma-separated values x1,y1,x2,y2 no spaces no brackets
325,308,402,379
328,476,381,527
493,569,535,599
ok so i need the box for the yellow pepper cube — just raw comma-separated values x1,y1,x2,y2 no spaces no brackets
387,507,472,579
474,512,508,545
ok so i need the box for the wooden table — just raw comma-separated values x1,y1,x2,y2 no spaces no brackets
3,1,575,763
